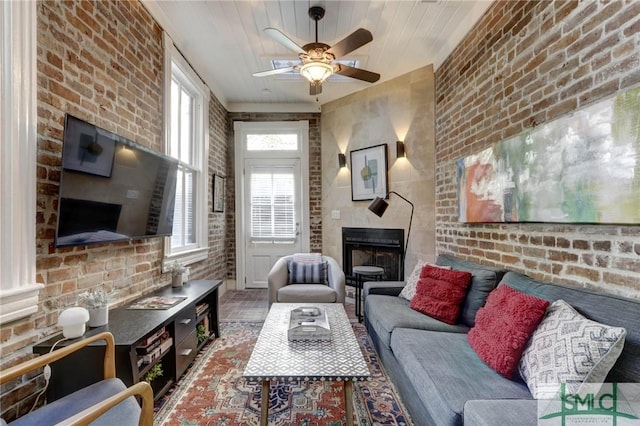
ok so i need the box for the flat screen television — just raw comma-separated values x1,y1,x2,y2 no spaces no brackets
55,114,179,248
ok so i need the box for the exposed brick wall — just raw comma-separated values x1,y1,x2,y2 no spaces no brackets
0,1,230,421
227,112,323,280
435,0,640,298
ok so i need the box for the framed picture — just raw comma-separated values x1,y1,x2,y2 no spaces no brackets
62,121,116,177
213,174,225,212
350,144,388,201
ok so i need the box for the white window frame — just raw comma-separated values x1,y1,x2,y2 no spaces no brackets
162,33,209,269
0,0,43,324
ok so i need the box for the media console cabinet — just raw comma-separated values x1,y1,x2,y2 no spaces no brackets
34,279,222,401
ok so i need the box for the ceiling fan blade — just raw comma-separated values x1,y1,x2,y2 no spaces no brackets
309,82,322,96
326,28,373,59
252,66,295,77
334,64,380,83
264,28,305,54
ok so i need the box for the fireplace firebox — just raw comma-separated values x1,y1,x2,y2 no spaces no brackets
342,227,404,284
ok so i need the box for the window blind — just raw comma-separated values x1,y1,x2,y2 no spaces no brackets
250,169,296,242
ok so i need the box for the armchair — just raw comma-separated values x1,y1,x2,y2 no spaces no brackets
0,332,153,426
268,255,346,307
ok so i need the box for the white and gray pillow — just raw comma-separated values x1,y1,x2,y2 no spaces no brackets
518,299,626,399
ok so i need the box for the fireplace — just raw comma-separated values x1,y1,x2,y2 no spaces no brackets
342,227,404,283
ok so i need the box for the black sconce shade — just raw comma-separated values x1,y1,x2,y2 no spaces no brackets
396,141,406,158
338,153,347,168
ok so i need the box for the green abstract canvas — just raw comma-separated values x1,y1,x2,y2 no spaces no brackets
458,85,640,224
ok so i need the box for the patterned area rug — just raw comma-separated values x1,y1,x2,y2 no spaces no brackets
154,320,413,425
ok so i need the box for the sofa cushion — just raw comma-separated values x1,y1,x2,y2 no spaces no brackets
436,254,507,327
518,299,627,398
399,260,451,301
277,284,336,303
390,328,532,426
10,378,140,426
287,260,328,284
467,285,549,379
409,266,472,324
364,294,468,349
463,399,539,426
501,271,640,384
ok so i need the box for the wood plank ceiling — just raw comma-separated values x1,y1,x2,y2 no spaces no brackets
143,0,493,112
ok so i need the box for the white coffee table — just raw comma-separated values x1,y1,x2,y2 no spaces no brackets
243,303,371,426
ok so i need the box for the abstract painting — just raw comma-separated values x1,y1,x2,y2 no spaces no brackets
458,85,640,224
351,144,388,201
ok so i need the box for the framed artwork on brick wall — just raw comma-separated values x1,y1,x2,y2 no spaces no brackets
350,144,389,201
457,85,640,224
213,174,225,212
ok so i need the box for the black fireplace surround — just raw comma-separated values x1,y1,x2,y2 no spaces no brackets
342,227,404,283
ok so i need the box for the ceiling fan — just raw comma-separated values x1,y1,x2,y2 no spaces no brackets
253,6,380,95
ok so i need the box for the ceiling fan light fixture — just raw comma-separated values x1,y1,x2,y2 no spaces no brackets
300,62,333,84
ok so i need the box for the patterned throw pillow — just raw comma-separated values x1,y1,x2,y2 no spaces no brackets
292,252,323,264
467,285,549,379
518,299,627,399
399,260,451,301
409,266,472,324
287,260,328,285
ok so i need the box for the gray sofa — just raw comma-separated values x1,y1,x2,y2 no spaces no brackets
364,254,640,425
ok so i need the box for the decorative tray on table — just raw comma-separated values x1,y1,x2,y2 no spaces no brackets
287,306,331,341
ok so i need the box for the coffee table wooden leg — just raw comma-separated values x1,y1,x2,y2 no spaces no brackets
345,380,354,426
261,380,269,426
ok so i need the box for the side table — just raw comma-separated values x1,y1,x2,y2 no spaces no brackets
352,266,384,322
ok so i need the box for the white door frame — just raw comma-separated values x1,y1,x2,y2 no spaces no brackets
234,121,310,290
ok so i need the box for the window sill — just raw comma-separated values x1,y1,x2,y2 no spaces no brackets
163,246,209,273
0,283,44,325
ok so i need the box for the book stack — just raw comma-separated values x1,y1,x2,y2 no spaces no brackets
135,326,173,367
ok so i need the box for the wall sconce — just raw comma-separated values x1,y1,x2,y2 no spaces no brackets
396,141,406,158
338,153,347,168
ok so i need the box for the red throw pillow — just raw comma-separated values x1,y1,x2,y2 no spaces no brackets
409,265,472,324
467,285,549,379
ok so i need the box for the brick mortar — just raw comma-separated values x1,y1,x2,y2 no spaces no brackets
435,1,640,298
1,1,230,420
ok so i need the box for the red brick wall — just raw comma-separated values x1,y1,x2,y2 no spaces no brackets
435,1,640,297
0,1,229,420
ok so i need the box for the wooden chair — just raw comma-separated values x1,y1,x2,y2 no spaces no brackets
0,332,153,425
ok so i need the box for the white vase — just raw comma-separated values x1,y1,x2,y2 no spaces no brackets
172,274,183,288
88,306,108,327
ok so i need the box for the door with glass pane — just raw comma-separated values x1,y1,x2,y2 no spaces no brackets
244,159,303,288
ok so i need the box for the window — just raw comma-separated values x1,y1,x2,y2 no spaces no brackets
247,134,297,151
0,0,43,324
250,169,296,242
163,33,209,267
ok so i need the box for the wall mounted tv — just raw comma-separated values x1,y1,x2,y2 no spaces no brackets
55,114,179,248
